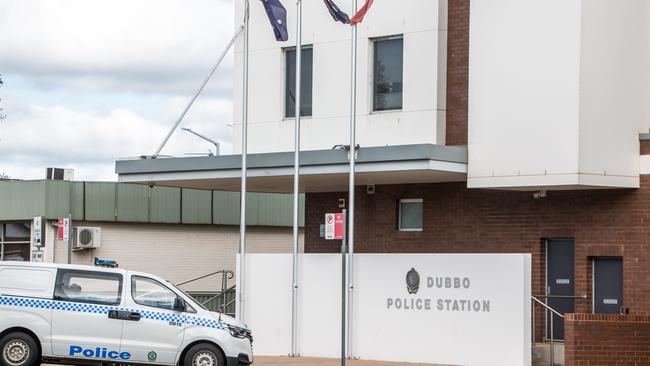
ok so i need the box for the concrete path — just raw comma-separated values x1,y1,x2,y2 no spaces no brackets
45,357,445,366
254,356,446,366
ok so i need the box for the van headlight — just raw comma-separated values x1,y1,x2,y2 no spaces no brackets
226,324,253,343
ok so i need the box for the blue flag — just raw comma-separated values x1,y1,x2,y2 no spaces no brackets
261,0,289,42
323,0,350,24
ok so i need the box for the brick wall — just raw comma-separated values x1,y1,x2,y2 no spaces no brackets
305,178,650,339
640,140,650,155
565,313,650,365
445,0,470,145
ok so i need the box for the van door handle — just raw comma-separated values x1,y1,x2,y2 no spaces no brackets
108,310,141,321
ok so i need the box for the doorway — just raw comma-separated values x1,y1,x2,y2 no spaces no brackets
593,257,623,314
546,239,575,340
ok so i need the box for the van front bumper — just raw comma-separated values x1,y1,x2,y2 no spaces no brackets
226,353,252,365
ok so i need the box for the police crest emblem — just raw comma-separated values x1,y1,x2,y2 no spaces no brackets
406,267,420,294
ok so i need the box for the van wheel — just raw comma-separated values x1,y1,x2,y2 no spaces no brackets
183,343,224,366
0,332,39,366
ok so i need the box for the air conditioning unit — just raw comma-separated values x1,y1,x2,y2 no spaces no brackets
74,227,102,249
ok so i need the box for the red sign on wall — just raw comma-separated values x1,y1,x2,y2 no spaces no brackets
57,218,70,241
325,213,345,240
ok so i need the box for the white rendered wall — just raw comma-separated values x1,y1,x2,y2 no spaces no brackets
233,0,448,153
577,0,650,187
241,253,532,366
468,0,650,190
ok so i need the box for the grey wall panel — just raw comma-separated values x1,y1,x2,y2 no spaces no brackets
212,191,304,227
84,182,117,221
0,181,304,227
70,182,85,220
117,184,149,222
213,191,241,226
150,186,181,223
182,188,212,224
0,181,47,220
45,180,71,219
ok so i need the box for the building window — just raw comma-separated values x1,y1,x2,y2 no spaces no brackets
399,199,423,231
285,46,313,118
373,36,403,111
0,223,31,261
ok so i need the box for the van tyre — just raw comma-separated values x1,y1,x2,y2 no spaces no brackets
0,332,39,366
183,343,224,366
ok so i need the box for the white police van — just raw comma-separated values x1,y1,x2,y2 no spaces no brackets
0,262,253,366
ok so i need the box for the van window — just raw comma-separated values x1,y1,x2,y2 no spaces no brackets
54,270,123,306
132,276,178,311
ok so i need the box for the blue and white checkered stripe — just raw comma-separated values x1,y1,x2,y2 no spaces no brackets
0,295,224,329
186,315,225,329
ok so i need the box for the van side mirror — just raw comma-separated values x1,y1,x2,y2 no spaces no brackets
173,297,186,312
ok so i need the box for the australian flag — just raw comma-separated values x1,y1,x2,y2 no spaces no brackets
261,0,289,41
323,0,350,24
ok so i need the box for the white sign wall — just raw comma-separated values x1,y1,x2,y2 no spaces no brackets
239,253,531,366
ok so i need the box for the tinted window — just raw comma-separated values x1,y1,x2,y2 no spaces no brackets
2,244,30,261
285,46,313,118
399,199,423,231
54,270,122,305
4,223,30,242
373,37,403,111
132,276,178,311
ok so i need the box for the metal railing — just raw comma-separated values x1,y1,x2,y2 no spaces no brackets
199,285,237,315
177,270,235,316
531,296,564,366
531,294,587,365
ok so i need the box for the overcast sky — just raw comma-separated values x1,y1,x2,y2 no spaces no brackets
0,0,236,181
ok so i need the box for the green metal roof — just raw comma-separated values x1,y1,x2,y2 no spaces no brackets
0,180,304,227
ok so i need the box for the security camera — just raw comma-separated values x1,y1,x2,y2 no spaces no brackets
533,190,547,199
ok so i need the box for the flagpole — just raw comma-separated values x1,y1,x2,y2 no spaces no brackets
238,0,250,322
347,0,358,359
290,0,303,358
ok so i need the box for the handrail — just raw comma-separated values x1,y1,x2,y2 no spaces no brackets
177,270,235,315
532,296,564,318
176,270,234,287
533,294,587,299
531,295,567,366
200,284,236,306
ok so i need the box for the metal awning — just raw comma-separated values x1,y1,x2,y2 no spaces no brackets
115,144,468,193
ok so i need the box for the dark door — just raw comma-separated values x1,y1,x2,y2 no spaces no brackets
546,239,575,340
593,258,623,314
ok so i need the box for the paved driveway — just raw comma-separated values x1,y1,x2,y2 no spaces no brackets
254,356,445,365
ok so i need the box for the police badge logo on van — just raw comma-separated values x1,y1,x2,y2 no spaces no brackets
148,351,157,361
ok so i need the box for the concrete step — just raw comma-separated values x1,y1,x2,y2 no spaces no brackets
532,342,564,366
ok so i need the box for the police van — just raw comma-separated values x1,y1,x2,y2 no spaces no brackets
0,262,253,366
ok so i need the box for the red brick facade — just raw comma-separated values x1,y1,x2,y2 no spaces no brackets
445,0,469,145
305,178,650,341
565,313,650,365
640,140,650,155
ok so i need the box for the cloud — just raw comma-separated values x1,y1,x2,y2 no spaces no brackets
0,0,236,96
0,0,239,180
0,98,233,181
